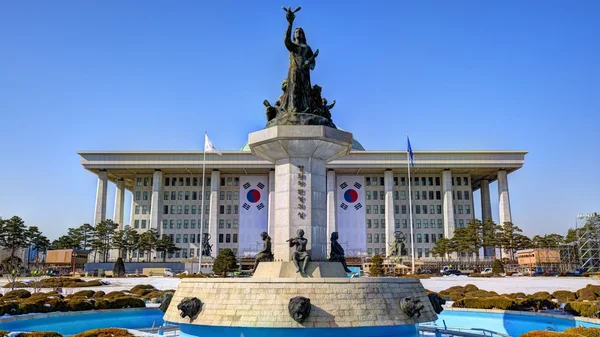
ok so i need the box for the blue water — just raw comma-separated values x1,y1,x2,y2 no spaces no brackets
2,308,600,336
0,309,164,335
431,310,600,337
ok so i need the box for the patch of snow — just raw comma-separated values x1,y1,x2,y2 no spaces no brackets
421,276,598,293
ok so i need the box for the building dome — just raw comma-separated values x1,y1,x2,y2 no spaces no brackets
240,127,365,151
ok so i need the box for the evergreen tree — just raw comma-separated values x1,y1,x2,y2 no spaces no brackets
369,254,384,276
113,257,126,277
432,238,452,262
212,248,238,277
51,235,79,250
123,226,140,261
77,223,95,251
465,219,484,262
0,216,30,290
492,259,504,274
94,220,118,262
139,229,159,261
28,226,50,269
498,222,523,261
451,227,472,260
481,218,499,257
156,235,180,262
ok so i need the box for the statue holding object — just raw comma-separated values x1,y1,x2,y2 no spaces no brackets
201,233,212,257
287,229,310,273
252,231,274,272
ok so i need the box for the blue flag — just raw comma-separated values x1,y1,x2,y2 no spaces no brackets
407,136,414,167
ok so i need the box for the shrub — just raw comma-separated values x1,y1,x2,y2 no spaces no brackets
453,296,517,310
552,290,577,302
17,300,45,314
72,328,134,337
92,291,105,298
531,291,553,300
464,284,479,292
516,298,556,311
94,300,113,310
4,289,31,299
464,290,499,298
0,302,18,316
15,332,63,337
67,300,94,311
564,327,600,337
564,302,600,318
577,287,597,301
44,298,68,312
213,248,239,276
113,257,126,277
520,332,583,337
70,290,95,298
130,284,155,292
103,291,127,299
369,255,384,277
492,259,505,274
469,273,491,278
503,292,527,299
112,297,145,309
142,291,162,300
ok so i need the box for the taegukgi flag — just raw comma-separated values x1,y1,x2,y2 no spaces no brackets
204,133,221,155
336,176,366,256
238,176,268,257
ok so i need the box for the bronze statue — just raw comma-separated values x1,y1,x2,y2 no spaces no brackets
288,228,310,273
390,231,408,258
321,98,335,120
329,232,351,273
201,233,212,257
252,231,274,271
264,78,288,122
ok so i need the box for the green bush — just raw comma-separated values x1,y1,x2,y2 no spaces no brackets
516,298,556,311
531,291,553,300
92,291,105,298
142,291,162,300
67,300,94,311
520,332,583,337
43,298,68,312
103,291,127,299
4,289,31,299
503,292,527,299
492,259,505,274
464,284,479,292
112,297,145,309
564,327,600,337
15,332,63,337
464,290,499,298
577,287,597,301
17,300,45,314
552,290,577,302
94,300,113,310
0,302,18,316
72,328,134,337
130,284,156,292
113,257,126,277
453,296,517,310
70,290,95,298
564,302,600,318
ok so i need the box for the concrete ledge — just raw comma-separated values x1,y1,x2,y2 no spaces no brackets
180,277,420,284
0,307,156,324
445,307,600,324
253,262,348,278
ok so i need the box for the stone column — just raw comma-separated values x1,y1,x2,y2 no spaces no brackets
267,170,275,239
129,192,135,229
442,170,455,239
113,179,125,229
480,179,492,222
93,170,108,226
497,169,512,224
149,170,163,231
384,170,395,256
326,169,337,257
208,170,220,256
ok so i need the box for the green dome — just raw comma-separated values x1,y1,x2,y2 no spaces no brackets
240,127,365,151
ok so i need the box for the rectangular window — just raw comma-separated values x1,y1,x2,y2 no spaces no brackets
400,191,406,200
415,191,420,200
366,205,371,214
227,177,233,186
393,191,399,200
171,191,176,200
422,191,426,200
178,191,183,200
421,177,426,186
374,233,379,243
393,177,398,186
234,205,239,214
179,177,184,186
394,205,399,214
417,234,422,243
381,219,385,229
186,177,191,186
423,219,429,228
193,177,198,186
177,205,182,214
402,219,407,228
218,234,224,243
459,219,464,228
192,205,197,214
464,177,469,185
458,205,463,214
422,205,427,214
380,177,384,186
425,233,429,243
401,177,406,186
464,191,470,200
367,248,373,255
234,191,239,200
379,191,384,200
233,234,238,243
381,205,385,214
227,191,232,200
220,191,225,200
177,219,182,229
416,219,421,228
366,177,371,186
457,192,462,200
367,233,372,243
456,177,462,186
366,191,371,200
402,205,407,214
374,205,379,214
134,220,139,228
430,205,435,214
435,177,440,186
372,177,378,186
135,191,141,201
170,220,174,229
453,205,456,214
144,177,149,186
185,191,190,200
436,191,441,200
415,206,421,214
163,191,169,200
220,178,225,186
429,191,434,200
233,220,239,229
367,219,372,228
184,205,190,214
219,205,224,214
226,234,231,243
373,219,379,228
162,220,168,229
184,219,189,228
438,219,443,228
205,205,210,214
183,234,189,243
373,192,378,200
437,205,442,214
142,205,148,214
428,177,433,186
219,219,224,228
234,177,239,186
432,235,437,243
141,220,146,229
226,205,232,214
165,177,170,186
206,192,210,200
137,178,142,186
226,220,232,229
395,219,400,229
414,177,419,186
170,205,175,214
206,177,211,186
466,205,471,214
191,219,196,229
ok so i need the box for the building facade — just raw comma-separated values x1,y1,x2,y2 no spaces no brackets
79,143,526,262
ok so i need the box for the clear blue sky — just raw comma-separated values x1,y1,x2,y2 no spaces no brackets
1,1,598,240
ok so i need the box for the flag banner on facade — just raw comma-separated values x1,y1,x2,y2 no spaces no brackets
204,133,221,155
407,136,414,167
336,176,366,256
238,175,269,257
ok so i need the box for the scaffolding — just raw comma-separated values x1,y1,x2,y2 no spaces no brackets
558,214,600,272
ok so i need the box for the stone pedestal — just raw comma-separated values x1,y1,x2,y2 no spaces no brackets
248,126,353,262
252,261,348,278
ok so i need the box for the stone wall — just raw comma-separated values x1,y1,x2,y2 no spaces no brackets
164,277,436,328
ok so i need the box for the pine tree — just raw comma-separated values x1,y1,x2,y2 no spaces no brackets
432,238,452,262
139,229,159,261
113,257,126,277
369,254,384,276
156,235,180,262
0,216,30,290
492,259,504,274
212,248,238,277
28,226,50,269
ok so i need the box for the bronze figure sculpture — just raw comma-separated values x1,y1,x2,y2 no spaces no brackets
390,231,408,259
329,232,352,273
252,231,274,272
288,228,310,273
201,233,212,257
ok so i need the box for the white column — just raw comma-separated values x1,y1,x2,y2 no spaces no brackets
384,170,395,257
497,170,512,224
326,169,337,258
480,179,492,222
129,192,135,229
93,170,108,226
208,170,220,256
113,179,125,229
267,170,275,239
442,170,455,239
149,170,163,231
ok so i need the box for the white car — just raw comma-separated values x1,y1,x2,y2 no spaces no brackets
481,268,493,275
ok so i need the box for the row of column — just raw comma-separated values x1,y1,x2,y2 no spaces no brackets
92,168,512,258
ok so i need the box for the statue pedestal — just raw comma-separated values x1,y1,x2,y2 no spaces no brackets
253,261,348,278
248,125,353,262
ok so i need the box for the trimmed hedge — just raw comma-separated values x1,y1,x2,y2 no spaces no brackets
453,296,517,310
520,332,583,337
531,291,553,300
72,328,134,337
552,290,577,302
15,333,63,337
564,302,600,318
4,289,32,299
564,327,600,337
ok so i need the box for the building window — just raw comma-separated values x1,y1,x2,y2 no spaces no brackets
227,177,232,186
226,220,232,229
466,205,471,214
402,205,407,214
415,206,420,214
137,178,142,186
184,191,189,200
415,191,420,200
177,219,182,229
374,234,379,243
162,220,168,229
373,177,378,186
366,177,371,186
367,248,373,255
393,191,399,200
169,220,174,229
436,191,441,200
219,219,224,228
428,177,433,186
395,205,399,214
185,177,190,186
457,192,463,200
178,178,184,186
379,191,384,200
458,205,463,214
381,219,385,229
425,234,429,243
190,234,196,243
171,191,176,200
374,219,379,228
416,219,421,228
401,177,406,186
430,205,435,214
143,177,149,186
177,205,182,214
192,205,197,214
422,205,427,214
421,191,426,200
367,219,372,228
374,205,379,214
429,191,434,200
206,192,210,200
178,191,183,200
438,219,443,228
380,177,384,186
424,219,429,228
417,234,422,243
367,233,372,243
142,205,148,214
193,177,198,186
458,219,464,228
226,234,231,243
205,205,210,214
170,205,175,214
393,177,398,186
227,191,232,200
226,205,232,214
366,191,371,200
464,191,470,200
134,220,139,228
233,220,239,229
400,191,406,200
373,191,378,200
165,177,170,186
183,234,189,243
414,177,419,186
234,191,239,200
456,177,462,186
234,205,239,214
184,205,189,214
402,219,407,228
191,219,196,229
437,205,442,214
135,192,141,201
233,234,238,243
218,234,224,243
219,205,225,214
464,177,469,185
395,219,400,229
366,205,371,214
234,177,239,186
220,192,225,200
163,191,169,200
381,205,385,214
184,220,189,229
162,205,168,215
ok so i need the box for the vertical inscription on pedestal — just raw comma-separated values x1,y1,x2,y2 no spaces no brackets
297,165,307,219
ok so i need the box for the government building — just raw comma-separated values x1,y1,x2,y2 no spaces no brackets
78,139,526,262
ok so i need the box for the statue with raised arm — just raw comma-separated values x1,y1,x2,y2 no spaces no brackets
389,231,408,261
287,229,310,273
252,232,274,272
329,232,352,273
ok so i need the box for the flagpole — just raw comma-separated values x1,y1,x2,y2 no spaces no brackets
407,131,415,274
199,131,207,274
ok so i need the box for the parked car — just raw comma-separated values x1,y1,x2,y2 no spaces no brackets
481,268,493,275
442,269,461,276
419,270,433,274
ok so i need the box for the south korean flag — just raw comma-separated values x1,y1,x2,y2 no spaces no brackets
336,176,367,256
239,176,269,257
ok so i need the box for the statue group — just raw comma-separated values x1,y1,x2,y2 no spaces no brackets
389,231,408,261
263,7,337,128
